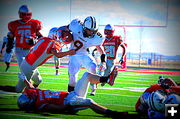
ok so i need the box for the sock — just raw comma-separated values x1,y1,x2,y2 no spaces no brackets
68,85,74,92
99,76,109,83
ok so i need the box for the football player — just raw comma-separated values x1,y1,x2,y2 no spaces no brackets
7,5,43,68
135,76,180,119
100,24,127,86
54,49,62,75
17,67,127,118
0,27,75,93
0,32,15,72
64,16,106,96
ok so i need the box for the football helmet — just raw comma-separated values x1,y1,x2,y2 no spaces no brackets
18,5,32,22
165,94,180,104
104,24,115,38
17,93,35,110
48,27,58,40
148,90,167,112
159,77,177,89
83,16,98,38
140,92,151,107
56,29,73,44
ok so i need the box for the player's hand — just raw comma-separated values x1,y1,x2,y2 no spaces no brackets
68,49,76,55
27,83,35,89
99,62,106,71
119,57,124,65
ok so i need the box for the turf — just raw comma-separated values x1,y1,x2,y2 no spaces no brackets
0,63,179,119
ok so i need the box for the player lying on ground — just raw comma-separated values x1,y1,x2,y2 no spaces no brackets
17,67,128,118
135,76,180,119
0,27,75,93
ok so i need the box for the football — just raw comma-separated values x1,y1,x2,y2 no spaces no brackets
62,30,73,44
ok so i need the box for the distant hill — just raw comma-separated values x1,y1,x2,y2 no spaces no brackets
120,52,180,61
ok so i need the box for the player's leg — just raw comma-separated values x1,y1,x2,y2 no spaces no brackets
31,68,42,88
4,52,13,72
83,55,97,96
16,60,34,92
54,56,60,75
101,59,115,86
15,48,30,68
68,55,81,92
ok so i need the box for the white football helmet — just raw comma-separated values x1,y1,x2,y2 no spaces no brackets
165,94,180,104
17,94,35,110
148,90,167,112
140,92,151,107
83,16,98,38
48,27,58,40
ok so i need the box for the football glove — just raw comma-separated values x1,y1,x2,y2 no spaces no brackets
119,57,124,65
28,38,36,45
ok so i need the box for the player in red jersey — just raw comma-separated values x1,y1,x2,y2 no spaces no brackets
100,24,127,86
0,27,75,93
135,76,180,119
17,67,127,118
8,5,43,68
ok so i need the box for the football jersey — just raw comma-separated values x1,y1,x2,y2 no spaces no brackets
69,19,104,55
25,37,62,68
8,19,42,49
102,36,123,59
24,89,68,110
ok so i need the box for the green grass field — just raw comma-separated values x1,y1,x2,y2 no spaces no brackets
0,63,180,119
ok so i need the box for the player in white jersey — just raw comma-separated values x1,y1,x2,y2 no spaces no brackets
0,32,15,72
65,16,106,96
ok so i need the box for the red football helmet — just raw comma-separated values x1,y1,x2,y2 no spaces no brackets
18,5,32,22
104,24,114,38
56,29,73,44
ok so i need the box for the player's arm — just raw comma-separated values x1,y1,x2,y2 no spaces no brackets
24,79,35,89
51,48,76,58
119,43,127,65
6,32,15,53
0,41,6,54
96,45,106,63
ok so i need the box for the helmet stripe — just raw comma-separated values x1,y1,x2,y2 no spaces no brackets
90,16,94,29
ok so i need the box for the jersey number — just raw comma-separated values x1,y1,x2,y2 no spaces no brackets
104,46,115,57
39,90,60,101
74,40,83,51
18,30,31,43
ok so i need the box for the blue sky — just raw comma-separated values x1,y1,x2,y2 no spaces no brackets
0,0,179,56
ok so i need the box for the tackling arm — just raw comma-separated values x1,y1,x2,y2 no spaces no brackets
96,45,106,63
51,49,76,58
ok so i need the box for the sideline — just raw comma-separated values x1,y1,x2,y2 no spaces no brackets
1,62,179,75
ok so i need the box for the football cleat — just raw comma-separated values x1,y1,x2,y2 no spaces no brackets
55,70,59,75
90,89,96,96
108,66,118,86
